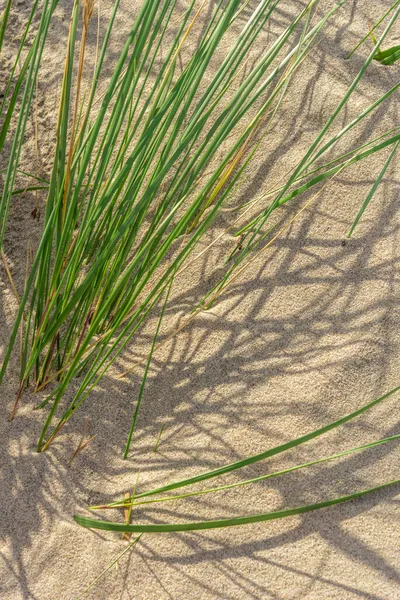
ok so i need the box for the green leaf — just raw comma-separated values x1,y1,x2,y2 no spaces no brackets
374,44,400,65
74,479,400,533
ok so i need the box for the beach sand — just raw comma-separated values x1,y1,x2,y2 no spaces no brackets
1,1,400,598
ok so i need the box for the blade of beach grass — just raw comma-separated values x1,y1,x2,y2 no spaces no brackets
75,479,400,534
75,534,143,599
346,0,400,60
93,433,400,510
11,185,49,197
98,383,400,504
373,44,400,65
61,0,95,226
226,2,400,268
0,167,48,180
153,423,166,454
123,276,174,459
0,0,12,57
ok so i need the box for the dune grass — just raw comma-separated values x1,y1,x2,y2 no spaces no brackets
2,0,346,449
0,0,59,248
1,0,399,537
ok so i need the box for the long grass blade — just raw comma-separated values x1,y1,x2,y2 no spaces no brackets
75,479,400,533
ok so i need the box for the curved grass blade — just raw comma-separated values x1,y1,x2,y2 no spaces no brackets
74,479,400,533
107,384,400,502
93,433,400,510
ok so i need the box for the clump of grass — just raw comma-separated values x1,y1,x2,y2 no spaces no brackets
3,0,342,450
1,0,399,546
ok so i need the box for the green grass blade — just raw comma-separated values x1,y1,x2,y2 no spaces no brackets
0,0,12,56
124,276,173,459
74,479,400,533
374,44,400,65
346,0,400,60
97,433,400,509
126,384,400,500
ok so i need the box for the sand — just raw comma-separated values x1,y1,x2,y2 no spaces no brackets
1,1,400,598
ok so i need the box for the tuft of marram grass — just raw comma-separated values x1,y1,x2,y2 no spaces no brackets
1,0,399,465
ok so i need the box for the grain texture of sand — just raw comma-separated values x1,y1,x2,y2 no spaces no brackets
1,1,400,599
